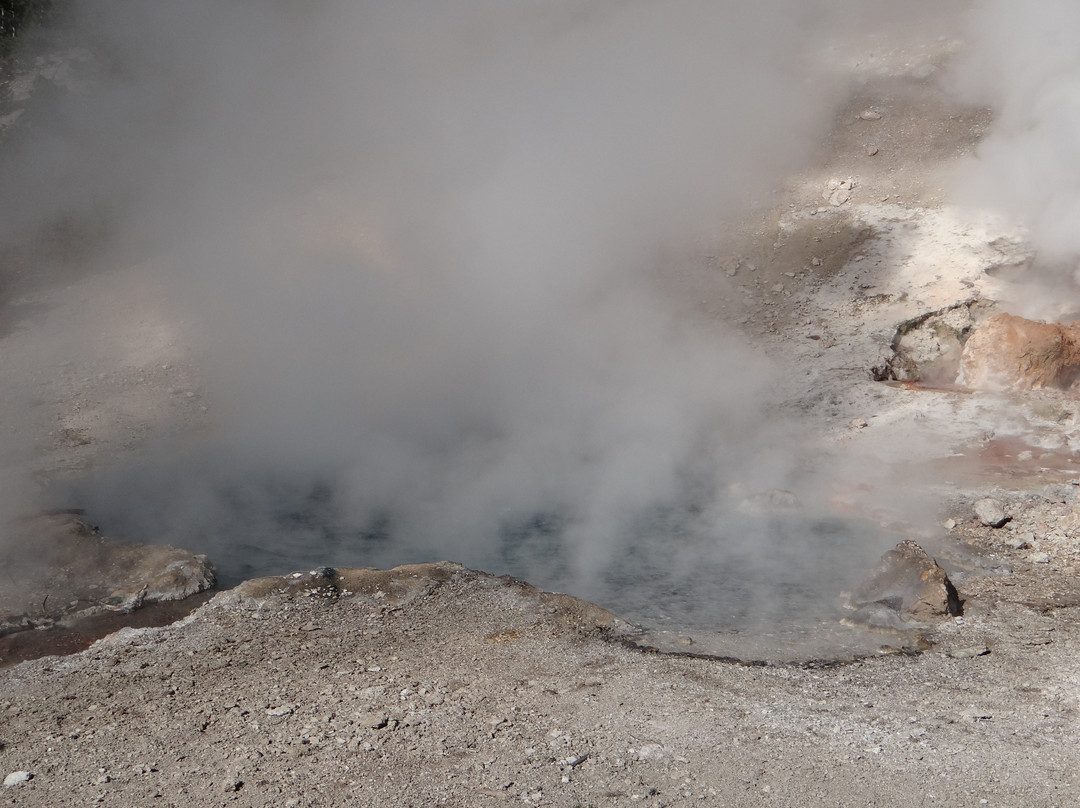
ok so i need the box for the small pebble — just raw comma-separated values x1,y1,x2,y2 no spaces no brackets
946,646,990,659
1004,534,1032,550
3,771,32,788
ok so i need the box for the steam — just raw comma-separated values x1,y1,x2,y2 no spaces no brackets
2,2,922,601
947,0,1080,316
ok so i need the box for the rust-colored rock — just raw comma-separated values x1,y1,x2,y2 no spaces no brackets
957,312,1080,391
849,540,961,624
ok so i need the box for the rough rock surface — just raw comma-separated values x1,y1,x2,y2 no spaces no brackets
848,541,961,625
974,497,1009,528
871,300,988,384
958,312,1080,392
0,514,215,637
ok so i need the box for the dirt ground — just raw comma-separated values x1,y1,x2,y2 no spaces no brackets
3,17,1080,808
0,560,1077,808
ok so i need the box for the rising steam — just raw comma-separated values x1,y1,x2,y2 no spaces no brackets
947,0,1080,318
0,1,953,604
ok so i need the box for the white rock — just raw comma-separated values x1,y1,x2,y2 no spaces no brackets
859,109,882,120
1027,551,1052,564
973,498,1008,528
3,771,32,787
635,744,667,761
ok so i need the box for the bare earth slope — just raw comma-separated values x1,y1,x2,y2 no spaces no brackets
1,563,1078,807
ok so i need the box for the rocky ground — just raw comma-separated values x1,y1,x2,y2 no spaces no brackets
1,561,1078,807
3,16,1080,808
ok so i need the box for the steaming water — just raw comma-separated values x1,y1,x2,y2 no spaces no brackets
3,0,972,663
108,478,894,661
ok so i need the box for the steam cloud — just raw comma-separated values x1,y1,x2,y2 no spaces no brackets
1,1,948,605
947,0,1080,317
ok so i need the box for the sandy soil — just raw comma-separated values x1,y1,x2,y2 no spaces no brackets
0,561,1076,808
3,20,1080,808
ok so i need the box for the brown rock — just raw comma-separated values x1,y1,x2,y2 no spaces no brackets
957,312,1080,391
222,563,627,635
849,540,961,624
0,513,215,636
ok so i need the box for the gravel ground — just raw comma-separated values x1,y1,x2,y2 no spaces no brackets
1,562,1078,807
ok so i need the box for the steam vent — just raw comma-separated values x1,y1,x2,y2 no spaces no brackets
2,3,1080,806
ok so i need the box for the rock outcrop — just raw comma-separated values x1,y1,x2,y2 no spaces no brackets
873,302,982,384
957,312,1080,392
0,513,215,637
218,562,628,637
847,540,962,625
